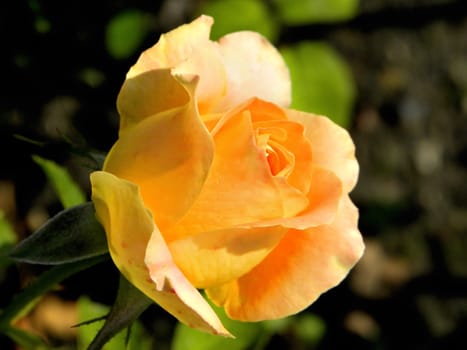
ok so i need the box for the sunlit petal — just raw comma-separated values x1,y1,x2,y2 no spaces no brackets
207,195,364,321
90,171,231,336
168,226,287,289
287,110,359,191
215,31,291,111
168,101,307,240
117,69,189,133
125,15,226,115
104,74,214,229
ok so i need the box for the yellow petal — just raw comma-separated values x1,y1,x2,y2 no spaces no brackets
127,15,215,78
90,171,231,336
215,31,291,111
236,167,342,233
117,69,189,133
167,100,307,240
168,226,287,289
286,110,359,192
125,15,227,115
206,195,364,321
104,74,214,229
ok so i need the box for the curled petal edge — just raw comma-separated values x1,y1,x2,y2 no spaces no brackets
90,171,231,337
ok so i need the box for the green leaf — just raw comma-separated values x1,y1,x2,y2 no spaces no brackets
2,325,54,350
9,202,108,265
293,313,326,345
106,10,150,60
0,255,107,328
172,299,261,350
197,0,279,42
0,211,17,277
33,155,86,208
85,275,153,350
281,41,356,128
0,211,17,246
273,0,359,25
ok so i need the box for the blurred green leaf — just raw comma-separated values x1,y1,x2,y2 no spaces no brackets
33,155,86,209
281,41,356,128
261,317,293,334
273,0,359,25
3,325,54,350
0,211,16,247
106,10,149,60
293,313,326,345
79,276,152,350
0,211,17,271
9,202,108,265
172,299,261,350
198,0,279,42
0,255,106,329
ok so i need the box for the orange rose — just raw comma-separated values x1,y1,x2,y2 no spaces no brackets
90,15,364,336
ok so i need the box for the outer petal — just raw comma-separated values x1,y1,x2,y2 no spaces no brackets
168,226,287,289
117,69,189,133
90,171,230,336
104,74,214,229
206,195,364,321
286,110,359,191
167,100,308,240
126,15,217,78
215,31,291,111
126,15,226,114
244,167,343,231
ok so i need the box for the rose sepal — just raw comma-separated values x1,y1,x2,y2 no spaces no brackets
85,274,153,350
9,202,109,265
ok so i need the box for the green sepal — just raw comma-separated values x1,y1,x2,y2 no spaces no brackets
0,254,108,329
86,274,153,350
9,202,108,265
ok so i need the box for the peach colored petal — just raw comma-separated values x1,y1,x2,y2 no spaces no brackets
286,110,359,192
126,15,226,115
168,226,287,289
127,15,215,77
206,195,364,321
244,166,342,230
241,98,287,123
104,74,214,229
90,171,231,336
120,15,291,117
167,103,307,241
117,69,189,133
254,119,313,194
215,31,291,111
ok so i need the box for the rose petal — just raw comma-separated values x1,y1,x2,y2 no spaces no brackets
167,100,308,240
117,69,189,133
104,74,214,229
244,166,342,230
206,195,364,321
126,15,226,115
126,15,216,78
286,110,359,191
215,31,291,111
254,119,313,194
168,226,287,289
90,171,231,336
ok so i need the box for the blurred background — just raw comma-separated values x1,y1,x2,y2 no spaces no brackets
1,0,467,349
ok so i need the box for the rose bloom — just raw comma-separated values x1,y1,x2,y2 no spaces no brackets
90,15,364,336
